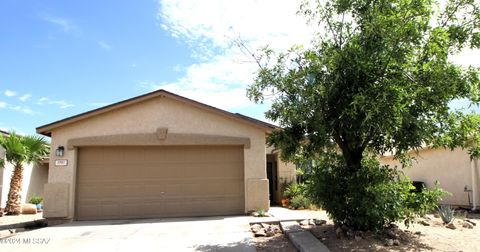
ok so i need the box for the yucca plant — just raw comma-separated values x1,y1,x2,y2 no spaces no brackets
254,209,268,217
438,205,455,224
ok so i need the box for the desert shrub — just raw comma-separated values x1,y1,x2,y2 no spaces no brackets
306,153,445,231
438,205,455,224
253,209,268,217
283,182,306,199
290,194,311,209
28,194,43,205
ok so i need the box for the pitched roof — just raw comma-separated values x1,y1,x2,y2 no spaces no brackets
36,89,278,136
0,129,9,136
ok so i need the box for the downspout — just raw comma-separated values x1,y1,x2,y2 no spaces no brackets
471,158,478,211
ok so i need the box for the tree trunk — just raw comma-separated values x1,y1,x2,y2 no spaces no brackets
347,149,363,172
4,164,23,215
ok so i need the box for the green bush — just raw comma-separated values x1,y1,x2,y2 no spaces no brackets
306,153,445,231
290,194,311,209
253,209,268,217
283,182,306,199
28,194,43,205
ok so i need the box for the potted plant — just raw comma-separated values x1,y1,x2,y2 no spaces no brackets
28,195,44,211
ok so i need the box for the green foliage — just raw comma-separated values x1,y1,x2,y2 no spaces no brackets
0,132,49,167
28,194,44,205
438,205,455,224
404,180,448,219
281,180,313,209
253,209,268,217
307,154,445,230
248,0,480,164
283,182,306,199
247,0,479,231
289,194,311,209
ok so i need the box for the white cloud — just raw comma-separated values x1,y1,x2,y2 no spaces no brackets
37,97,49,105
41,14,76,32
19,94,32,102
10,105,34,115
37,97,74,108
50,100,74,109
156,0,314,111
0,101,6,108
159,0,313,54
4,90,16,97
157,0,480,116
98,40,112,50
142,80,250,110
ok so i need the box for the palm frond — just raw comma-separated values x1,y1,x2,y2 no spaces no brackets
22,135,49,164
0,132,26,166
0,132,50,166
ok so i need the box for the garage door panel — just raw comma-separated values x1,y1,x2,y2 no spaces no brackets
76,146,244,220
78,163,243,180
92,147,244,164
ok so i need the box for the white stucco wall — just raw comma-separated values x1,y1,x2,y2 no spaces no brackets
1,161,48,209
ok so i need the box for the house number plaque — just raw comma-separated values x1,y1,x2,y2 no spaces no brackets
55,159,68,166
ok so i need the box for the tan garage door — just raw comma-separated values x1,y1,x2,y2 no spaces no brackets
75,146,244,220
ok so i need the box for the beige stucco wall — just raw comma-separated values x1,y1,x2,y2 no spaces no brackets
44,96,269,219
1,161,48,209
380,147,479,207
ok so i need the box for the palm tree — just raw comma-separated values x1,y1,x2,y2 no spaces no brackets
0,132,49,215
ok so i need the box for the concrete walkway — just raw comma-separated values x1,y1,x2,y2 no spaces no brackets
269,207,329,221
250,207,332,252
248,207,330,224
0,216,256,252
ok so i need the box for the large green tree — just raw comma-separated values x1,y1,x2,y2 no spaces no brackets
248,0,480,229
0,133,49,215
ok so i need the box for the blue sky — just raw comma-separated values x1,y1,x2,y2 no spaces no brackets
0,0,478,135
0,0,309,135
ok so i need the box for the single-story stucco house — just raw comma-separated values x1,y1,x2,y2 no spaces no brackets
36,90,295,221
0,130,49,210
35,89,479,221
381,147,480,209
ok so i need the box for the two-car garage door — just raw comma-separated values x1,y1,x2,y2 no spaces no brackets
75,146,245,220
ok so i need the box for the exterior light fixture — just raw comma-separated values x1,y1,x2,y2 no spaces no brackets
56,146,65,157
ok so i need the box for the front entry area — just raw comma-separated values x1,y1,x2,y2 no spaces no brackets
75,145,245,220
266,154,278,205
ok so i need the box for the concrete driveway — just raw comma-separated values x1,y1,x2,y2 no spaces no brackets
0,216,256,252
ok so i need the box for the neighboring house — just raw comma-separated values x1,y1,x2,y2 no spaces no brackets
381,147,480,209
0,130,49,210
36,90,296,221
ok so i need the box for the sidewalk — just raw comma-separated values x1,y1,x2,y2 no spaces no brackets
248,206,329,224
269,207,329,220
0,212,46,231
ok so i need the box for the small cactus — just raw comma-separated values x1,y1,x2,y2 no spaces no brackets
438,205,455,224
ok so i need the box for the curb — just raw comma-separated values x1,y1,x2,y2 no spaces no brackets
280,221,331,252
0,219,47,231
